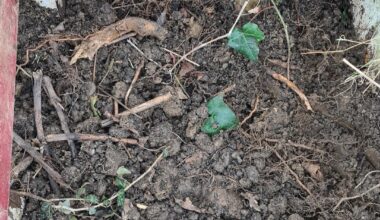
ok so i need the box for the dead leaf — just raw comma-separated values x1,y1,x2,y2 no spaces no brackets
235,0,260,12
241,192,260,212
303,163,324,181
189,17,203,38
175,197,207,213
70,17,167,64
179,62,195,78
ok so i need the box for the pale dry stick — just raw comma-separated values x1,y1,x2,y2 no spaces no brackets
12,132,71,190
52,152,164,213
343,58,380,90
355,170,380,189
118,92,172,117
126,39,160,66
43,76,77,157
168,0,250,73
92,51,97,82
101,92,173,126
45,133,138,145
301,40,371,55
287,140,326,154
162,48,200,67
333,183,380,211
11,156,33,178
272,148,313,196
240,96,259,126
125,61,144,106
271,71,313,111
270,0,291,78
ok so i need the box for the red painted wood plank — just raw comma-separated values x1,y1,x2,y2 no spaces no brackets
0,0,18,218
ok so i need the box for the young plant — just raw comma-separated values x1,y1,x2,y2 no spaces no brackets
228,22,265,61
201,96,239,135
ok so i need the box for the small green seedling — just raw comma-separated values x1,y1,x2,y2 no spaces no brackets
201,96,238,135
228,22,265,61
114,166,131,207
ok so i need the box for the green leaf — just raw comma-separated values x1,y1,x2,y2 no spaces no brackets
88,207,97,215
102,199,111,207
117,190,125,207
57,200,72,215
116,166,131,177
115,177,127,189
242,23,265,42
201,96,238,135
228,22,264,61
41,202,53,219
90,95,101,117
85,194,99,204
75,187,86,198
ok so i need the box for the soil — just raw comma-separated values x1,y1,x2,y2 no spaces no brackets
12,0,380,219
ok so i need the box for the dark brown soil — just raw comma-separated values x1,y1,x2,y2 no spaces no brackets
12,0,380,219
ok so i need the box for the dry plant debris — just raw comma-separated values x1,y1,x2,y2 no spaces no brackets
271,71,313,111
70,17,167,64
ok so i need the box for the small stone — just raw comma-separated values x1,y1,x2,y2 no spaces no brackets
268,196,287,216
288,214,304,220
246,166,259,183
239,178,252,188
231,152,243,163
213,151,231,173
112,81,128,99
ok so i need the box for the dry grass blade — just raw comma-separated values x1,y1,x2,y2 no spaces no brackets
45,133,138,145
343,58,380,90
70,17,167,64
125,61,144,106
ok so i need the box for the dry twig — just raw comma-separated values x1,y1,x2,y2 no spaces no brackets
33,71,61,194
45,133,138,145
272,148,313,196
125,61,144,106
240,96,259,126
355,170,380,189
43,76,77,157
12,133,70,189
271,71,313,111
333,183,380,211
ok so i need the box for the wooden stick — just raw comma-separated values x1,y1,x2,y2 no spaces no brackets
43,76,77,158
118,92,172,117
45,133,138,145
12,132,70,189
125,61,144,106
271,71,313,111
11,156,33,178
33,71,61,194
